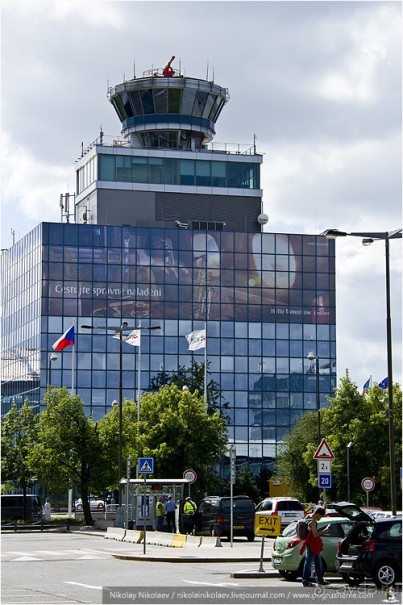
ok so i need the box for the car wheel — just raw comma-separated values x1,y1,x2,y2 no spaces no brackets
278,570,299,581
341,573,363,587
372,561,398,588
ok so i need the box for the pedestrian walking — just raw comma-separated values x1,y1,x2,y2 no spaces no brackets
300,506,330,587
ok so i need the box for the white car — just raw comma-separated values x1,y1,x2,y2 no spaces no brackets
74,497,105,511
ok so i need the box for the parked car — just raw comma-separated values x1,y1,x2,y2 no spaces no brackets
334,502,402,588
1,494,42,522
255,497,305,528
194,495,255,541
74,497,105,511
272,516,354,580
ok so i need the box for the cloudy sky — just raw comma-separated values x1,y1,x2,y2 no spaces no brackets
1,0,401,389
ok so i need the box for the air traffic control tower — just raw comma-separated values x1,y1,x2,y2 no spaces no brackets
74,57,265,232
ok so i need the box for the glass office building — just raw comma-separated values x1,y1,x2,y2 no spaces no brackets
1,60,337,469
1,221,336,464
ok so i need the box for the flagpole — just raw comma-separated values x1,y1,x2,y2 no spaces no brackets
204,321,207,410
137,319,141,424
71,321,76,394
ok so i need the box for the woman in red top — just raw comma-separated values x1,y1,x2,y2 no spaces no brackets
300,506,330,587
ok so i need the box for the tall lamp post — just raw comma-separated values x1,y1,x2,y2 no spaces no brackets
321,228,402,515
347,441,353,502
81,323,161,501
47,353,58,386
307,352,321,445
82,322,128,508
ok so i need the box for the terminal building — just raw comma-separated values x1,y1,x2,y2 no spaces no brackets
1,58,336,472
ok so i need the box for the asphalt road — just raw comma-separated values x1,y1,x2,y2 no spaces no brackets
1,532,394,605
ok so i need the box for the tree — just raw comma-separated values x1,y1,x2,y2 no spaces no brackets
97,399,141,491
28,388,108,525
233,466,260,503
277,372,402,508
277,411,320,503
256,465,273,501
149,360,227,415
137,384,228,497
323,376,402,507
1,401,38,521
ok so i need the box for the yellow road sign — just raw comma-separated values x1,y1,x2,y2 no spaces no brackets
254,513,281,536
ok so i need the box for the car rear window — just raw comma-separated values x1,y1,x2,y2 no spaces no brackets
277,501,304,511
377,522,402,540
220,500,254,513
256,501,273,511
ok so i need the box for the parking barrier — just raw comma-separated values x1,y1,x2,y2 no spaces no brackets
123,529,143,544
105,527,126,541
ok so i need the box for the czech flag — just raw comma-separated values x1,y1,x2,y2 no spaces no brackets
362,377,371,394
52,325,75,351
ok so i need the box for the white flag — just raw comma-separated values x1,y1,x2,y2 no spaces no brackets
123,329,141,347
186,329,206,351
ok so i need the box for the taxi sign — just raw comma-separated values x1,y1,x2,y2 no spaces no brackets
254,514,281,537
313,438,335,460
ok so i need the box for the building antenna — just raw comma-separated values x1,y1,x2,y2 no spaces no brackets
206,60,209,80
133,60,136,79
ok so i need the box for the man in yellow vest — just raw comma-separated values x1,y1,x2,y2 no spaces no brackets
182,496,197,534
155,496,165,531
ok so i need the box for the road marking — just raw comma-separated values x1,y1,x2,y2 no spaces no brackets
65,581,102,590
12,556,43,561
183,580,240,587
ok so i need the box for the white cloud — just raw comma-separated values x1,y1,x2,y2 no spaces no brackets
1,0,401,388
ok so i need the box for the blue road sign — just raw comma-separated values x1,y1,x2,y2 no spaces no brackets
318,473,332,488
138,457,154,474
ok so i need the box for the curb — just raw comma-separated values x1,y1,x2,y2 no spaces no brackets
111,553,267,564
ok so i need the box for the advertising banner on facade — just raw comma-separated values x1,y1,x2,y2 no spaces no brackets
43,226,334,324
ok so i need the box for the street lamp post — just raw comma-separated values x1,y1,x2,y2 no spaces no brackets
47,353,57,386
307,352,321,445
82,322,128,508
321,228,402,515
347,441,353,502
81,323,161,502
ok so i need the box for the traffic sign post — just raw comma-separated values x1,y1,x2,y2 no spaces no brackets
137,457,154,555
254,514,281,573
361,477,375,507
313,439,335,500
183,468,197,497
138,457,154,475
254,514,281,537
318,474,332,489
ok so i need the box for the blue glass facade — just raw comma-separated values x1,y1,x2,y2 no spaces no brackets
1,222,336,463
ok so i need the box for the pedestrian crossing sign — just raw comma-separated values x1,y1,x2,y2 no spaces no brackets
138,457,154,474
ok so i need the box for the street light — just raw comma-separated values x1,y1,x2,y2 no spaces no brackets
347,441,353,502
47,353,58,386
81,322,128,509
321,227,402,515
307,352,321,445
81,323,161,499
